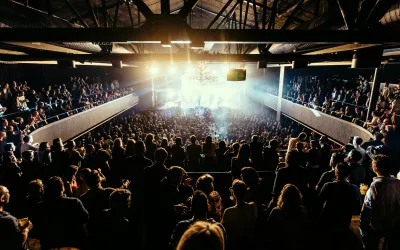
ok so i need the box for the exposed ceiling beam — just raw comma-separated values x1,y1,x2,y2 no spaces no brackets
243,0,250,29
64,0,89,28
0,52,375,63
132,0,154,20
101,0,108,27
243,0,272,11
1,28,399,44
161,0,170,15
267,0,279,30
305,44,380,55
280,0,305,29
252,0,259,29
178,0,199,19
193,6,253,28
207,0,235,29
69,1,120,23
113,2,121,29
4,42,89,54
85,0,99,28
216,1,240,29
126,1,135,27
336,0,357,30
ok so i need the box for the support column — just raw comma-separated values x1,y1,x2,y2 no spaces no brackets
367,68,381,121
277,65,285,122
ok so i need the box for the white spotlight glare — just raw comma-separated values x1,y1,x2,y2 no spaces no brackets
169,66,176,74
186,66,195,74
150,66,159,75
223,65,230,75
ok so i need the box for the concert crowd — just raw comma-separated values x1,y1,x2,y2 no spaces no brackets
0,105,399,250
0,76,132,136
277,74,400,131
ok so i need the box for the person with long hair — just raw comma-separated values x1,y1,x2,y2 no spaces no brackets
177,221,225,250
266,184,309,250
231,144,253,180
241,167,263,207
124,139,135,158
196,174,223,222
145,133,157,161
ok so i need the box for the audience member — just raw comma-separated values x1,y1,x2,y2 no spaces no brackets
266,184,309,250
0,185,33,250
360,155,400,250
176,221,225,250
222,180,258,250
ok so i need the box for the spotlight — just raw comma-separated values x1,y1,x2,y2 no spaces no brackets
169,65,176,74
222,65,230,75
186,66,195,74
150,66,159,75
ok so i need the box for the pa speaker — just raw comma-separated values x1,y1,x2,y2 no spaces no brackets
57,60,76,68
291,61,308,69
257,61,267,68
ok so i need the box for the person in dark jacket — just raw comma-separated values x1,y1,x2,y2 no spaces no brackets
272,150,308,205
346,149,365,187
89,189,133,250
231,144,254,180
36,176,88,250
263,139,279,171
250,135,263,168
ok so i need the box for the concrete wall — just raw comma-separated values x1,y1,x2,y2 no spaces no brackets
31,94,139,144
265,94,373,144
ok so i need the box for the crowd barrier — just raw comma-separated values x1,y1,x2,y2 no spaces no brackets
265,94,373,144
30,94,139,144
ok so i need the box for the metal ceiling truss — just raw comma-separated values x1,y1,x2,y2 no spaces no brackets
281,0,305,29
126,1,135,27
207,0,235,29
102,0,109,27
64,0,89,28
0,51,378,63
85,0,99,28
2,28,399,44
113,1,122,29
216,1,240,29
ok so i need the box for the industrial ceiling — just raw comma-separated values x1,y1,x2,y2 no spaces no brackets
0,0,399,65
